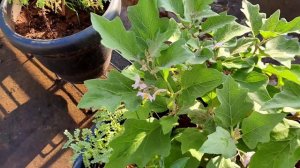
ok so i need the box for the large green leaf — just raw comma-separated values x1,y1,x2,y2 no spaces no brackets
200,127,237,158
78,71,141,111
260,10,281,39
157,39,194,68
164,142,200,168
183,0,214,21
160,116,179,135
241,0,263,36
91,14,141,61
148,19,178,58
242,112,286,149
265,36,300,68
263,65,300,85
213,22,250,43
179,65,223,106
249,131,300,168
233,71,272,110
261,10,280,31
207,156,240,168
260,10,300,37
274,17,300,34
262,81,300,110
176,128,206,156
215,76,254,128
202,15,236,32
106,119,171,168
158,0,184,17
128,0,164,42
128,0,178,58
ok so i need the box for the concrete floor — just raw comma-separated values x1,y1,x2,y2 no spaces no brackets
0,30,94,168
0,1,135,167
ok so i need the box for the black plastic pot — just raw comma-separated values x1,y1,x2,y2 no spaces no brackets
0,0,121,83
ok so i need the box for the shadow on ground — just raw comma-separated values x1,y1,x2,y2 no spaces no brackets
0,32,92,168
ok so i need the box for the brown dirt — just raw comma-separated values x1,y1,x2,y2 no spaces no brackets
15,5,91,39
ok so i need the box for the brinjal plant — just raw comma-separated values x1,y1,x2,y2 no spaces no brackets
66,0,300,167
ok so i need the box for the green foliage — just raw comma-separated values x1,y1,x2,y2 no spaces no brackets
242,112,286,149
63,109,124,168
65,0,300,167
14,0,108,14
200,127,237,158
215,76,254,128
106,118,171,168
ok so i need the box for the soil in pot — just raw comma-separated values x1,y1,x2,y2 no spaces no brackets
14,1,109,39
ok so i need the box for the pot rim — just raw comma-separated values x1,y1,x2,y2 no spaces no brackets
0,0,121,45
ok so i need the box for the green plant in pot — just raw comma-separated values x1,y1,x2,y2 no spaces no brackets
0,0,121,83
65,0,300,167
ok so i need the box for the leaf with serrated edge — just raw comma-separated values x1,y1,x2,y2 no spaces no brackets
158,0,184,18
176,128,206,154
160,116,179,135
202,15,236,32
78,71,141,112
106,119,171,168
215,75,254,128
265,36,300,68
213,22,250,43
207,156,240,168
262,81,300,110
242,112,286,149
249,131,300,168
263,65,300,85
241,0,263,36
157,39,194,68
179,65,223,107
91,14,141,61
200,127,237,158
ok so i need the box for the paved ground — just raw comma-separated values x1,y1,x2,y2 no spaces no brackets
0,30,95,168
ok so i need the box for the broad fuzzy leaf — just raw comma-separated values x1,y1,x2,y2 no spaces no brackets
183,0,214,21
241,0,263,36
260,10,281,39
202,15,236,32
187,47,214,65
158,0,184,17
160,116,179,134
242,112,286,149
179,65,223,106
207,156,240,168
263,65,300,85
148,19,178,58
78,71,141,111
260,10,300,37
261,10,280,31
249,132,300,168
213,22,250,43
176,128,206,154
164,142,200,168
262,81,300,110
215,76,254,128
233,71,271,110
265,36,300,68
106,119,171,168
157,39,194,68
91,14,141,61
128,0,173,41
275,17,300,34
200,127,237,158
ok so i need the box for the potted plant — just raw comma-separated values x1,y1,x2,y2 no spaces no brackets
65,0,300,167
0,0,121,83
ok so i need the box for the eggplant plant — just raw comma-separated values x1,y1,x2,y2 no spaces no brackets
66,0,300,167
